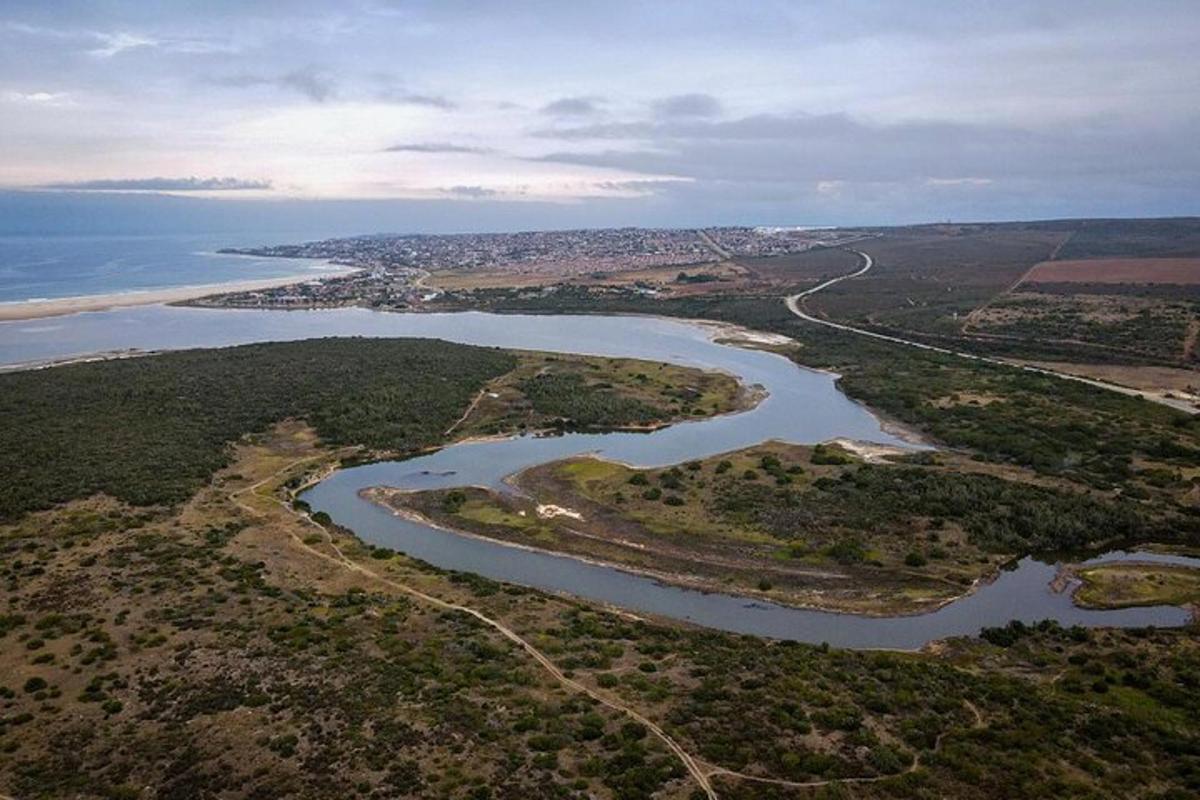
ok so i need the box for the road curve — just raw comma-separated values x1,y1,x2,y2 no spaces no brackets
784,250,1198,415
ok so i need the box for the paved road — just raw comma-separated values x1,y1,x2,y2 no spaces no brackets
784,250,1198,415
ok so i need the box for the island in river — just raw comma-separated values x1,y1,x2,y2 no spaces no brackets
369,439,1198,616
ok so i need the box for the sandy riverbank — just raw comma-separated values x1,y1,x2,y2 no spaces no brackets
0,268,358,322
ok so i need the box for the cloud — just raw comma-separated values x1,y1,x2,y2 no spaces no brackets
211,67,336,102
652,93,722,118
2,91,70,105
925,177,993,187
88,31,157,58
383,142,491,154
41,177,272,192
384,91,455,109
594,179,687,196
527,109,1200,205
368,73,455,108
276,68,336,102
1,20,232,57
541,96,600,116
445,185,499,197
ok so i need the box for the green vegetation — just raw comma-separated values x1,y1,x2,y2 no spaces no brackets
786,462,1191,554
820,337,1200,491
0,490,688,799
972,291,1200,366
0,338,516,520
519,372,683,429
381,441,1198,614
436,284,1200,493
545,608,1200,799
2,336,1199,798
1074,563,1200,609
0,341,740,522
450,350,745,439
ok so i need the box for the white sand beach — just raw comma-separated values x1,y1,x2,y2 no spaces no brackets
0,268,357,322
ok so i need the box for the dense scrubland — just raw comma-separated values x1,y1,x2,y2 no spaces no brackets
3,424,1198,799
497,353,742,434
0,340,739,522
0,473,691,799
0,338,516,521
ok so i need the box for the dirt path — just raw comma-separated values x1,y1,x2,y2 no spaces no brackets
959,230,1070,335
961,258,1045,334
443,386,488,436
230,456,720,799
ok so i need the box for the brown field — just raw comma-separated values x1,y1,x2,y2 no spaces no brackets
1024,258,1200,285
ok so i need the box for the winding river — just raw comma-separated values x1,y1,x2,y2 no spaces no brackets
1,304,1195,648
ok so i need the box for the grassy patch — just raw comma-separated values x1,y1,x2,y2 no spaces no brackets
1075,563,1200,609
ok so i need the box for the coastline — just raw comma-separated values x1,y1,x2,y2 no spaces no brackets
0,266,358,322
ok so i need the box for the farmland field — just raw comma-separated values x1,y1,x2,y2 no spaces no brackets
1023,258,1200,285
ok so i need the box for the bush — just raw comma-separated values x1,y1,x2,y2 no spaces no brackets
442,490,467,513
826,539,866,564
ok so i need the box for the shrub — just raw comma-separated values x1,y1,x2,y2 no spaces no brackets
442,490,467,513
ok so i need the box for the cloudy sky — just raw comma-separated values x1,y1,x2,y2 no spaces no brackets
1,0,1198,230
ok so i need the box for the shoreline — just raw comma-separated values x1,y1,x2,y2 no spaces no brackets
0,266,359,322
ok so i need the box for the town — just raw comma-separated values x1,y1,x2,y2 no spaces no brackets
203,226,867,310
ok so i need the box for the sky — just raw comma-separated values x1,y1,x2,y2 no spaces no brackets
1,0,1198,233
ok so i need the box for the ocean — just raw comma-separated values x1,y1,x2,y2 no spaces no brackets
0,233,338,303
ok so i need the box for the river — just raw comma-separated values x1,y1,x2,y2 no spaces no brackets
1,304,1194,648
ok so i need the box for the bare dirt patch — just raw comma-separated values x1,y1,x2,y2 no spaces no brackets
1023,258,1200,286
